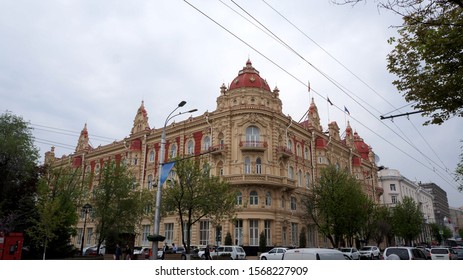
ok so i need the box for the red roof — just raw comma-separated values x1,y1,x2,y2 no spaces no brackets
229,59,271,91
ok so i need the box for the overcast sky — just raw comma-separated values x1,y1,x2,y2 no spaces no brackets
1,0,462,208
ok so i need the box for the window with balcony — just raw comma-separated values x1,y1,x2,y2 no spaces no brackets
305,173,310,189
288,166,294,180
203,136,211,151
236,192,242,205
246,126,260,143
244,157,251,174
256,157,262,174
297,170,302,186
250,191,258,205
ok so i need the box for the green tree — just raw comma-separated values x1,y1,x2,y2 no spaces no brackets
27,166,86,259
333,1,463,125
303,164,371,248
91,161,152,254
371,205,394,247
259,231,267,254
391,197,424,245
456,143,463,191
0,112,39,227
224,231,233,245
162,159,237,256
299,227,307,248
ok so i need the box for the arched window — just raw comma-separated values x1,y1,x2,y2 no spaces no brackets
291,197,297,211
297,170,302,187
287,139,293,151
296,144,302,157
169,143,177,158
187,140,194,155
236,192,242,205
305,172,310,189
147,174,153,189
95,163,100,175
244,157,251,174
203,136,211,151
304,147,309,160
250,191,258,205
149,150,155,162
246,126,260,143
265,192,271,206
256,157,262,174
288,166,294,180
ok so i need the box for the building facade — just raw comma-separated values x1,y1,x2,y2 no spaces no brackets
45,60,381,253
419,183,450,227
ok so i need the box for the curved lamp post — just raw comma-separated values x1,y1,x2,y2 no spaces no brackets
80,203,92,256
151,101,197,259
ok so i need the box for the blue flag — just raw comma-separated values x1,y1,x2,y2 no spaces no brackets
159,161,175,186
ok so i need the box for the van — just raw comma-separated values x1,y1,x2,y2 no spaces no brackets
282,248,349,260
214,245,246,260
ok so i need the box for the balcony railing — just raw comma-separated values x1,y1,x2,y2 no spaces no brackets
276,146,292,158
207,144,226,155
239,141,267,152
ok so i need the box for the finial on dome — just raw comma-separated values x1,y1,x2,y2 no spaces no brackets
246,58,252,67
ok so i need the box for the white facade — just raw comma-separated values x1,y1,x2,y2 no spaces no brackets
379,168,435,223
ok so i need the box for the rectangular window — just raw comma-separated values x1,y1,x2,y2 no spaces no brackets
86,228,93,245
249,219,259,246
77,228,83,245
164,223,174,245
391,195,398,204
200,221,210,246
142,225,150,246
183,222,192,245
390,184,396,191
291,223,298,247
234,220,243,246
264,220,271,246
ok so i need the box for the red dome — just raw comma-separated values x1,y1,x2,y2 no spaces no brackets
229,59,271,91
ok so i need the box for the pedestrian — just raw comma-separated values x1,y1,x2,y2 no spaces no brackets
162,243,168,260
204,245,211,260
172,243,177,254
115,243,122,260
125,244,132,260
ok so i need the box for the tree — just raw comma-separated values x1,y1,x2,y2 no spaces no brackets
303,164,371,248
91,161,152,254
391,197,424,245
162,158,237,256
456,143,463,191
27,166,86,259
371,205,394,247
224,231,233,245
299,227,307,248
259,231,267,254
0,111,39,227
333,1,463,125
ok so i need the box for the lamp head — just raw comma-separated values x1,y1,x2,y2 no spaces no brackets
178,101,186,107
188,109,198,113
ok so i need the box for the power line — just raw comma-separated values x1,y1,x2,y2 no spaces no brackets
183,0,460,193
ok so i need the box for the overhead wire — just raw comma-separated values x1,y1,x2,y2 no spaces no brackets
183,0,460,191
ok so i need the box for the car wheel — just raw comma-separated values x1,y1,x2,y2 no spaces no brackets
181,255,186,260
261,256,267,260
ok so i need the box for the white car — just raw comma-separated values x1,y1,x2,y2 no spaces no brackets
430,247,458,260
358,246,381,259
282,248,349,260
339,247,360,260
214,245,246,260
259,247,287,260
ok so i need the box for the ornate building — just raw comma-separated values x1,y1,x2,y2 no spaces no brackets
45,60,381,253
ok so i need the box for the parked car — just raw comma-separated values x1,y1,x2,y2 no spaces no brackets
383,247,427,260
282,248,350,260
415,246,431,259
452,246,463,260
133,246,151,259
213,245,246,260
85,245,106,256
430,247,458,260
339,247,360,260
259,247,288,260
358,246,381,259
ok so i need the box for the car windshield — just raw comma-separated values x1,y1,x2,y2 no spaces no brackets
236,247,245,253
360,247,372,251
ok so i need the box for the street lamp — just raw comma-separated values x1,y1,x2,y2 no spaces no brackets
80,203,92,256
151,101,197,259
